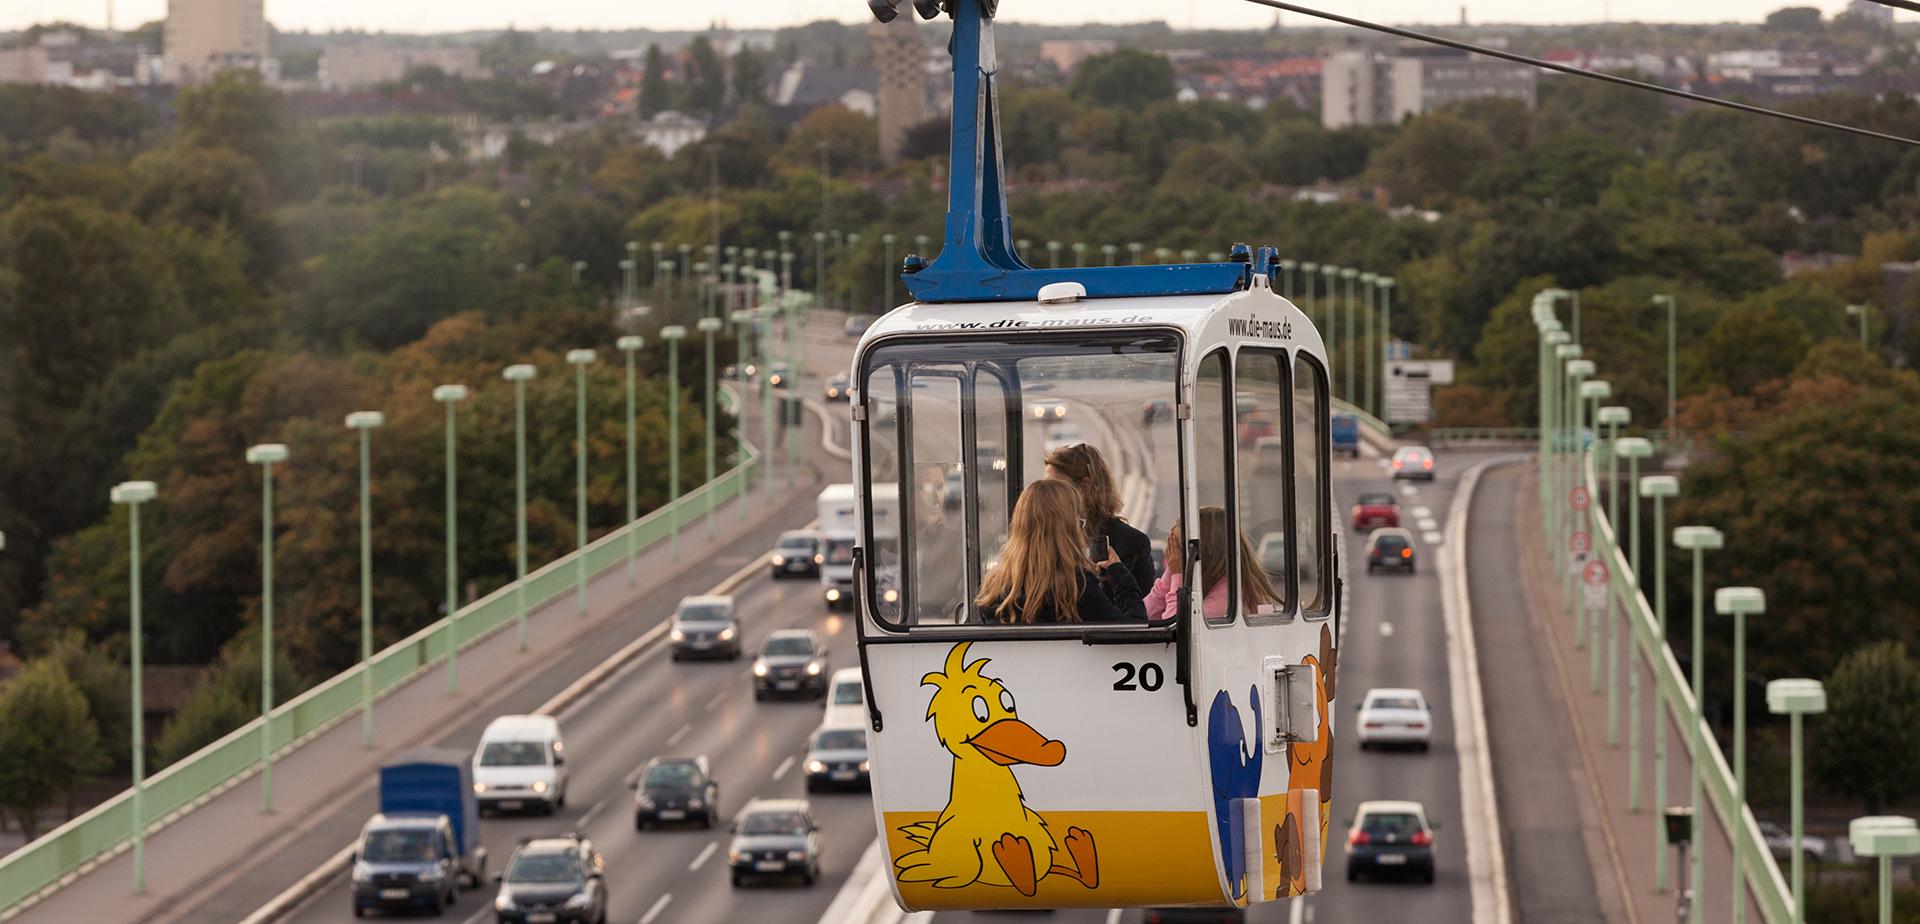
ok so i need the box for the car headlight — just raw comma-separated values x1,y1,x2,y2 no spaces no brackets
728,850,742,863
563,893,592,910
636,795,654,809
814,553,825,564
688,798,703,809
352,862,373,883
670,628,685,642
806,661,823,675
753,661,769,677
859,759,870,772
419,864,444,881
771,554,785,565
1031,407,1044,418
882,588,899,604
473,782,489,794
787,850,808,861
806,760,827,774
717,626,736,641
824,587,841,602
495,892,516,912
1054,406,1066,418
531,780,549,794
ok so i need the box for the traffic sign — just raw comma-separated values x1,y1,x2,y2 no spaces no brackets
1583,560,1609,608
1569,486,1591,511
1569,531,1591,556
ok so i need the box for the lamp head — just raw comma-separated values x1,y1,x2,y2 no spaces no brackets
1639,474,1679,498
1597,405,1630,427
1714,586,1765,616
1851,817,1920,859
433,384,469,403
1341,267,1358,279
1566,359,1595,378
566,349,597,366
1380,276,1395,289
1766,678,1826,716
246,443,289,465
697,317,723,333
1672,525,1724,551
1300,261,1318,273
1614,437,1653,459
617,336,645,352
1556,344,1583,361
1278,259,1296,271
503,364,537,382
1846,304,1865,316
1360,271,1376,282
1650,293,1673,306
111,480,158,504
345,411,386,430
1580,380,1612,401
730,309,752,323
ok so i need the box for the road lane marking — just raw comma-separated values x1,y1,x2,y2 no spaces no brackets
575,798,607,828
1378,621,1395,638
640,893,673,924
772,755,796,781
1417,516,1439,531
459,907,492,924
1424,531,1445,545
667,723,692,747
1292,896,1307,924
1412,506,1433,518
706,691,728,711
690,841,719,871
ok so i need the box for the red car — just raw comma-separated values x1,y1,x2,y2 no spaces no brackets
1237,413,1277,447
1351,492,1400,531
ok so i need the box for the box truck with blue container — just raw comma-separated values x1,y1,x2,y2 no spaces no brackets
351,748,488,917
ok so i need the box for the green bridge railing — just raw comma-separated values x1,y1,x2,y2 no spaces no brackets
0,445,761,917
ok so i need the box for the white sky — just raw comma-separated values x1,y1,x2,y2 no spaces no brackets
1,0,1902,34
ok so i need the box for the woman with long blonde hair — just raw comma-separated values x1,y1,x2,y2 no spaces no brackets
976,479,1147,625
1045,442,1156,594
1145,506,1282,621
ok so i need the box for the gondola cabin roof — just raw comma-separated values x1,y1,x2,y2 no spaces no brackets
858,288,1323,354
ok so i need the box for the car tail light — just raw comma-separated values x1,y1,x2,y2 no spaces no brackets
1412,831,1433,847
1349,830,1371,846
1392,460,1403,469
1401,548,1413,559
1363,722,1383,729
1423,459,1433,469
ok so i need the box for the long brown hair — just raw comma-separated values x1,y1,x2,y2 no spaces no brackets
975,479,1089,624
1044,442,1122,525
1188,506,1283,613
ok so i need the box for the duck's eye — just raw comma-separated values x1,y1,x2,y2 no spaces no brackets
999,688,1015,715
971,695,990,723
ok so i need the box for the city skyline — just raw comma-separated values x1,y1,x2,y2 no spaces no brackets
1,0,1907,35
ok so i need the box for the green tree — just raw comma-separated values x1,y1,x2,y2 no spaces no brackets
1364,112,1503,207
1067,49,1176,110
731,48,768,108
152,637,296,768
1817,642,1920,813
0,659,106,837
1764,6,1823,32
175,70,286,175
39,632,131,774
638,44,671,118
1687,303,1810,395
679,37,726,115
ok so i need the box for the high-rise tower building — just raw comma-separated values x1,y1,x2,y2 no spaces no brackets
869,11,927,165
165,0,267,84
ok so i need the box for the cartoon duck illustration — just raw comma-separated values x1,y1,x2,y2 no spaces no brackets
895,643,1099,897
1290,625,1338,854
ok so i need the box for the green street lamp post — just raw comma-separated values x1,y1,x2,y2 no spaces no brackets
345,411,384,743
1768,679,1825,924
1641,474,1680,889
914,233,930,264
1563,358,1594,616
1555,347,1585,590
1277,259,1295,299
1596,403,1629,732
1578,379,1612,671
1016,238,1031,264
1360,272,1377,417
618,258,635,311
1846,304,1869,348
1673,523,1724,923
432,384,468,693
110,480,157,893
1072,242,1087,267
1181,249,1198,263
245,442,288,813
846,233,861,312
883,233,898,309
1615,436,1654,808
661,327,687,559
1380,277,1396,412
566,350,597,615
1154,246,1172,264
648,242,663,287
1046,240,1061,268
618,336,645,585
1321,265,1341,376
813,232,827,310
1716,586,1765,924
571,260,587,285
1851,817,1920,924
678,244,693,290
1535,316,1564,531
1300,263,1318,342
698,316,723,537
1101,243,1117,266
760,305,779,499
1127,242,1144,265
503,365,537,649
659,260,675,301
730,309,754,517
1340,268,1359,402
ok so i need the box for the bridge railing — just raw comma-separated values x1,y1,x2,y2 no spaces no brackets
0,443,761,916
1329,396,1391,443
1427,427,1541,448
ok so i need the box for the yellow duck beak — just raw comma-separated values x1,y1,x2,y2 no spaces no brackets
967,718,1065,767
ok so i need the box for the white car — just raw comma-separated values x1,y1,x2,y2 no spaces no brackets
1391,445,1436,481
472,714,568,814
821,667,866,728
1760,820,1830,865
1029,398,1068,421
1356,688,1433,751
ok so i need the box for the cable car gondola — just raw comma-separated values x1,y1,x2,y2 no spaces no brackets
853,0,1340,912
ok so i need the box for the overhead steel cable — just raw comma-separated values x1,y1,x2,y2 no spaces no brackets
1238,0,1920,148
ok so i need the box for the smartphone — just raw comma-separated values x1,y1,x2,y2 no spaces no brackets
1087,535,1111,562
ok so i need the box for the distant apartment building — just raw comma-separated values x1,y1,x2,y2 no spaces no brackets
166,0,269,84
638,110,707,157
871,11,928,165
1848,0,1895,24
1038,39,1116,75
0,30,163,88
1322,47,1535,128
319,45,483,89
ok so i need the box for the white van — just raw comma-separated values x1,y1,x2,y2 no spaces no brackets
820,668,866,728
471,715,568,815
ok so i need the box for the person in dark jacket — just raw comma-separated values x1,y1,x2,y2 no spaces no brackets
976,479,1146,625
1045,442,1156,592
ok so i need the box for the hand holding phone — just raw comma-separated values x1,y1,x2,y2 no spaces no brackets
1088,534,1113,568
